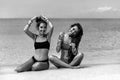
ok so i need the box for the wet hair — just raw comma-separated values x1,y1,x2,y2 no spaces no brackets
70,23,83,49
35,17,48,30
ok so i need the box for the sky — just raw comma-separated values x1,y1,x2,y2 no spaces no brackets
0,0,120,18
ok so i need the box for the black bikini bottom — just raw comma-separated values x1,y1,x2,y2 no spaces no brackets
32,56,49,63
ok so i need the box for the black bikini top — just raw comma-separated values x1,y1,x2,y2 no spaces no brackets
34,40,50,50
34,35,50,50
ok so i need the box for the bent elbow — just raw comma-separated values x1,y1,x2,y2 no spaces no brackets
23,26,28,33
23,28,27,33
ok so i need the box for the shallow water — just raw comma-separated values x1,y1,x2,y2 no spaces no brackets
0,18,120,65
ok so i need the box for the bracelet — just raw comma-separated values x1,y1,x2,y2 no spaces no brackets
27,23,31,26
27,20,32,25
48,22,53,27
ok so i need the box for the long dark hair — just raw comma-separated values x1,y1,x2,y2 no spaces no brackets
70,23,83,49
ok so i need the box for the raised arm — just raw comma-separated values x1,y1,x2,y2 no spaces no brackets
47,19,54,42
24,16,37,40
41,16,54,42
70,37,81,55
70,43,78,55
56,32,64,53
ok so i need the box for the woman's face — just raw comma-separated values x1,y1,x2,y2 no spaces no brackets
69,26,79,36
38,22,47,35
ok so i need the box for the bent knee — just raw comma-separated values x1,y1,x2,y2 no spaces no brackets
78,52,84,58
32,62,49,71
15,66,24,72
49,55,58,61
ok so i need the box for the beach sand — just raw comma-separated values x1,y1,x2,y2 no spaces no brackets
0,63,120,80
0,49,120,80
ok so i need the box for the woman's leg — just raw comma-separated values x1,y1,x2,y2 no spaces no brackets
69,52,84,66
49,55,78,68
32,62,49,71
15,57,35,72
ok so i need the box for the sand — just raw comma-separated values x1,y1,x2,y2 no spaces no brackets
0,63,120,80
1,48,120,80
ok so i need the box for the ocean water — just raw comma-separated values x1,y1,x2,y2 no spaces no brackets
0,18,120,66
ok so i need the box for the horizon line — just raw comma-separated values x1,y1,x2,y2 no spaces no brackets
0,17,120,19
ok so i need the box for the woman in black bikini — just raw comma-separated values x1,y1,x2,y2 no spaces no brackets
15,16,54,72
49,23,84,68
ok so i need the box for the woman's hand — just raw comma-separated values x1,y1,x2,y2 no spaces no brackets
58,32,64,40
41,15,53,27
40,15,48,21
30,16,37,22
28,16,37,25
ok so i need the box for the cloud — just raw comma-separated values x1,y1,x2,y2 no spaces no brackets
97,7,112,12
95,6,120,12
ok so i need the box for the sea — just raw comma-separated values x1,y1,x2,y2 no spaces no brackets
0,18,120,66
